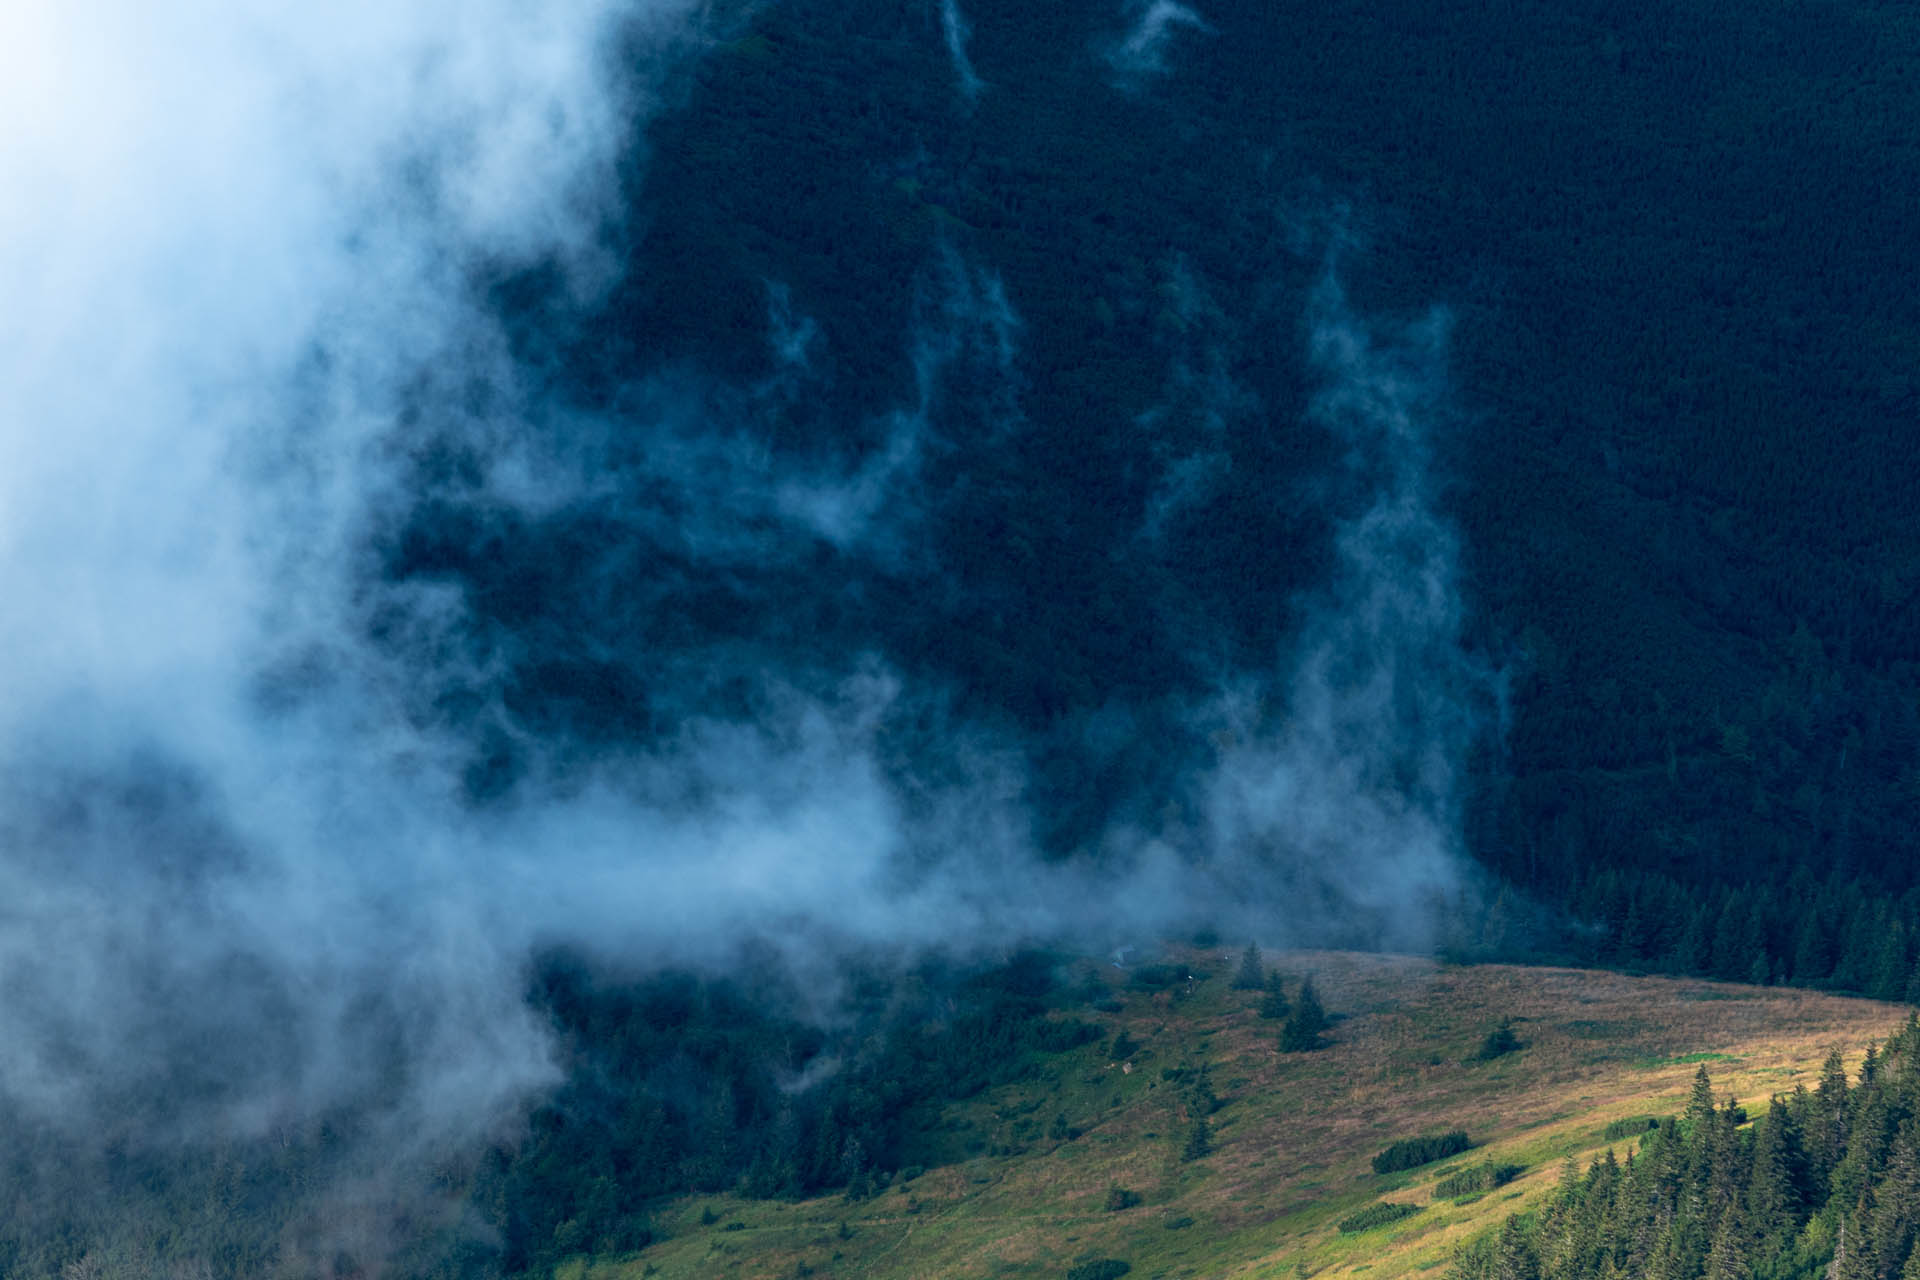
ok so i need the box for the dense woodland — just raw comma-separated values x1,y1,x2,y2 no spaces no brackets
1452,1022,1920,1280
460,0,1920,967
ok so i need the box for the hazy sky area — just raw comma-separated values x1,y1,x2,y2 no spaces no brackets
0,0,1494,1157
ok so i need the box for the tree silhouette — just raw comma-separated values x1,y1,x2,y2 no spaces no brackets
1280,975,1329,1053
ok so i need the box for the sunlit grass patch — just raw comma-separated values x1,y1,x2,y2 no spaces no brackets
621,953,1902,1280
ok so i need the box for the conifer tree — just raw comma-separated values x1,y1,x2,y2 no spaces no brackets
1280,975,1329,1053
1259,974,1291,1020
1232,943,1265,991
1703,1206,1749,1280
1685,1064,1717,1130
1812,1048,1853,1188
1705,1097,1750,1220
1680,1064,1718,1204
1491,1216,1541,1280
1619,898,1649,962
1746,1095,1809,1254
1182,1115,1212,1162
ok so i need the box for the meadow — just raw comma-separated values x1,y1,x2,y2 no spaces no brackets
571,951,1902,1280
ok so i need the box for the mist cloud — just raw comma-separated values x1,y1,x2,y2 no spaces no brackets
0,0,1491,1202
1190,266,1492,950
0,0,707,1144
1102,0,1213,82
939,0,986,101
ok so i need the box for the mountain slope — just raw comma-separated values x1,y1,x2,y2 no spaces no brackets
595,952,1902,1280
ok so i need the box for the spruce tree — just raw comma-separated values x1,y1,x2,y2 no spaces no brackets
1745,1095,1808,1254
1259,974,1291,1020
1232,943,1265,991
1182,1115,1213,1162
1280,975,1329,1053
1491,1216,1541,1280
1703,1206,1749,1280
1685,1065,1717,1131
1812,1048,1852,1187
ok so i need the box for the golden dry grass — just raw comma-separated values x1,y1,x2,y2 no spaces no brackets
594,952,1904,1280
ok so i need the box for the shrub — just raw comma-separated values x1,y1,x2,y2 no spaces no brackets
1109,1031,1140,1060
1373,1132,1472,1174
1129,964,1185,989
1105,1185,1142,1211
1603,1116,1665,1141
1034,1018,1106,1053
1337,1202,1422,1233
1164,1216,1194,1230
1470,1018,1524,1061
1065,1260,1132,1280
1433,1163,1523,1199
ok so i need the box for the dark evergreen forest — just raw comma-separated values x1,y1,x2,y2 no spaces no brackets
461,0,1920,985
1452,1024,1920,1280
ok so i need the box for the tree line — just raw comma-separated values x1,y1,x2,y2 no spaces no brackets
1452,1019,1920,1280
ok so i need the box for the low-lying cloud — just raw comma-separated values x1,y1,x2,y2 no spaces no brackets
939,0,986,100
0,0,1494,1188
0,0,708,1145
1102,0,1214,81
1192,267,1492,950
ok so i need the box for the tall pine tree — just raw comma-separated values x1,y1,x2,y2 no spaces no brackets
1232,943,1265,991
1280,975,1329,1053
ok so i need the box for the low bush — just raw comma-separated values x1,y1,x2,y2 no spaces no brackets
1433,1163,1523,1199
1603,1116,1665,1141
1065,1260,1132,1280
1129,964,1185,989
1470,1019,1524,1061
1373,1132,1472,1173
1034,1018,1107,1053
1338,1202,1422,1233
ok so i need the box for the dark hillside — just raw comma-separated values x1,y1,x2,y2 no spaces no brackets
467,0,1920,973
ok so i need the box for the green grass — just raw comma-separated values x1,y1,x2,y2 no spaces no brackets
1633,1051,1742,1068
579,951,1903,1280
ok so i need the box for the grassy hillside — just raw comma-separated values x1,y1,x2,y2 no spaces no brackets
570,953,1902,1280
